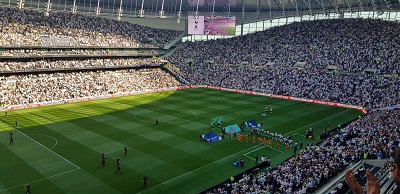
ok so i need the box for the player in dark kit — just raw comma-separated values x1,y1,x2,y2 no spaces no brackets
25,184,31,194
101,153,106,167
255,155,259,165
116,158,122,174
124,146,128,155
155,118,159,125
15,120,18,127
9,132,13,145
143,176,148,187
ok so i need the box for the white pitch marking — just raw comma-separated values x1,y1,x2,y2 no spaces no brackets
244,154,255,161
133,108,204,125
136,144,262,194
26,133,58,149
1,121,80,170
283,109,349,136
0,168,80,193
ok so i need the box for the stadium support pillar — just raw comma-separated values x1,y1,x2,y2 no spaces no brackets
343,0,353,14
159,0,165,18
71,0,77,14
95,0,101,16
241,0,245,19
44,0,51,16
117,0,123,20
210,0,216,20
17,0,24,9
267,0,272,20
195,0,200,17
301,0,312,18
177,0,182,23
315,0,326,16
289,0,299,17
280,0,285,17
328,0,340,16
138,0,144,17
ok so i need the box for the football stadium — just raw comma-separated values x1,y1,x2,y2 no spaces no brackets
0,0,399,194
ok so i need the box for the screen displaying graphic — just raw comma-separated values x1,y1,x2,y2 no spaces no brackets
204,16,236,35
188,16,205,35
188,15,236,35
188,0,236,7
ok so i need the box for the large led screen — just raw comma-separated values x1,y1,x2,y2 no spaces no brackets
204,16,236,35
188,16,236,35
188,16,205,35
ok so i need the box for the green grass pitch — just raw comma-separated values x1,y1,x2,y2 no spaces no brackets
0,88,363,194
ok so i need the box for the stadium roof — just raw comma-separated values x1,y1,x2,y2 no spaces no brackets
10,0,400,17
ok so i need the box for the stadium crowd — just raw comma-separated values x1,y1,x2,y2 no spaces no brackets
170,64,399,109
206,109,400,194
0,15,398,193
0,58,163,71
166,18,400,109
168,18,400,75
0,49,156,58
0,69,181,106
0,7,181,47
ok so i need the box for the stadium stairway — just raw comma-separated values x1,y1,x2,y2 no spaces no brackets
316,159,392,194
160,65,191,85
163,31,186,50
341,164,381,194
381,177,395,194
375,104,400,111
314,161,363,194
385,181,398,194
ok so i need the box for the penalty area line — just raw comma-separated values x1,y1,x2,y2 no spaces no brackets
136,144,262,194
1,120,80,170
0,168,80,193
26,133,58,150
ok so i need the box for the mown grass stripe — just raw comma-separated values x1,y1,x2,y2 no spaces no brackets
0,88,363,194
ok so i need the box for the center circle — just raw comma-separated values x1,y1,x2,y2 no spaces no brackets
134,109,198,123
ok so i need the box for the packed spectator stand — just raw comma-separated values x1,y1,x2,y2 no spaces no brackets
167,19,400,109
0,69,181,107
168,18,400,75
166,18,399,193
0,7,182,48
0,8,399,193
0,49,157,58
0,7,182,107
168,64,399,109
0,58,164,72
204,109,400,194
